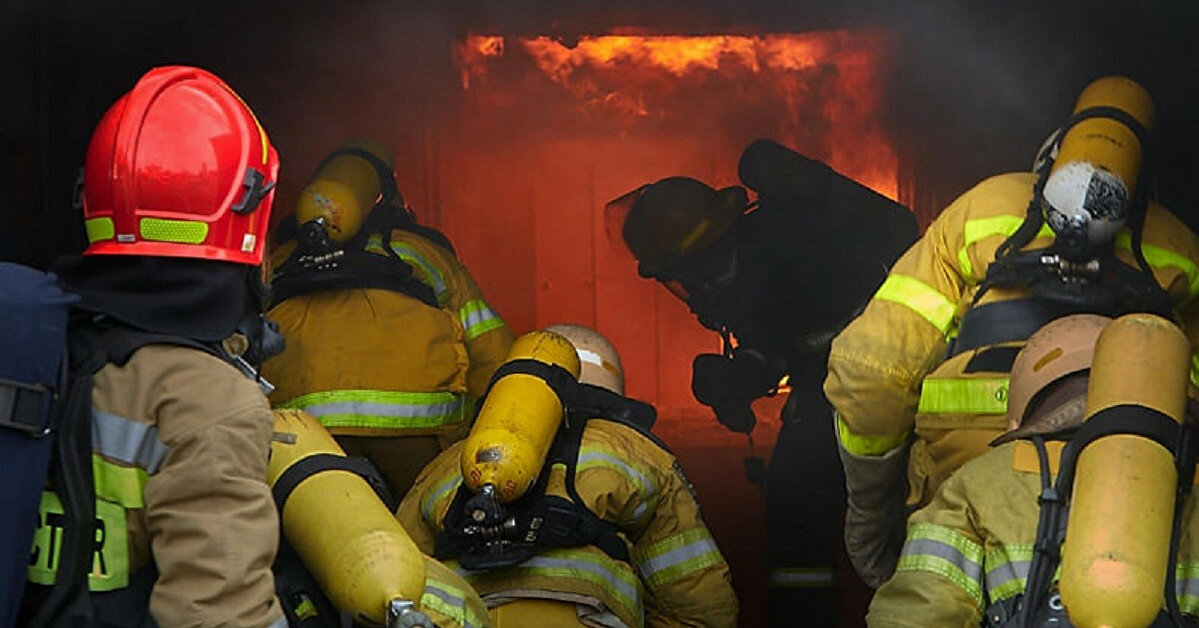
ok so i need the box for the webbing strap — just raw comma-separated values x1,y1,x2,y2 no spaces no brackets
481,359,580,415
271,454,396,513
0,376,53,436
1071,404,1181,459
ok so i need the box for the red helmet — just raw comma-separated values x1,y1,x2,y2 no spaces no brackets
82,65,279,265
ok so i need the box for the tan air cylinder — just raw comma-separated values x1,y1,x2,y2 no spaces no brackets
268,409,426,625
1059,314,1190,628
294,139,395,243
1053,76,1154,195
460,331,581,502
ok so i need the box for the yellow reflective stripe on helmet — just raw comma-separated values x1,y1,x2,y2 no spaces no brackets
896,523,984,606
874,274,956,334
834,412,908,457
984,544,1033,604
458,547,641,621
634,528,724,587
28,491,130,592
280,389,466,431
917,377,1010,414
423,472,463,522
139,217,209,244
1113,232,1199,301
458,300,506,341
85,217,116,243
957,216,1054,279
422,577,487,628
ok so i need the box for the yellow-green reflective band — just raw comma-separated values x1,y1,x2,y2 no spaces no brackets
985,544,1034,603
578,445,658,522
85,217,115,243
461,548,641,620
365,237,450,304
422,578,486,628
92,455,148,509
139,217,209,244
28,492,129,592
635,528,724,587
1114,232,1199,301
1191,355,1199,389
898,523,984,605
458,300,505,341
423,472,463,522
280,389,466,431
957,216,1054,279
768,567,837,589
834,412,908,457
1175,562,1199,616
874,274,956,334
917,377,1009,414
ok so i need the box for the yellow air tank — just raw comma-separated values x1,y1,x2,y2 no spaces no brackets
269,409,427,625
295,139,396,243
1042,76,1155,251
460,331,582,502
1059,314,1190,628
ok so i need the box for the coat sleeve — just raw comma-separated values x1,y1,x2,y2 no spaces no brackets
825,187,972,454
440,257,515,402
395,446,463,555
142,353,284,628
630,451,738,628
866,467,986,628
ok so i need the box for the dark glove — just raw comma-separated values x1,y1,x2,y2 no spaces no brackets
838,428,911,588
691,350,780,434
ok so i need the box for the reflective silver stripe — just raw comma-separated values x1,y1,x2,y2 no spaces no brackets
985,559,1030,600
423,473,462,521
900,538,983,583
638,535,722,584
263,617,289,628
769,568,837,588
577,449,657,521
303,398,464,422
477,554,640,615
92,408,168,474
422,581,480,628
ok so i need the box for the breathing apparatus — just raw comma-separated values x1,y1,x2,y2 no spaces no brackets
980,76,1170,318
270,141,444,308
436,330,659,571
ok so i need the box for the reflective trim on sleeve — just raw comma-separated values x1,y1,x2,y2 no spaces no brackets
984,544,1033,604
957,216,1053,279
874,274,957,334
263,617,290,628
1176,562,1199,617
92,408,169,474
1115,232,1199,302
1191,355,1199,389
458,300,506,341
422,577,487,628
279,389,466,431
834,412,908,457
577,445,659,522
768,567,837,589
423,472,464,522
634,528,725,587
390,241,450,305
917,377,1009,415
458,548,642,622
92,455,148,510
896,523,984,605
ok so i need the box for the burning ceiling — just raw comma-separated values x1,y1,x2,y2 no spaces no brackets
454,30,899,200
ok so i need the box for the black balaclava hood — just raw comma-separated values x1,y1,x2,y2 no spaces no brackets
52,254,252,343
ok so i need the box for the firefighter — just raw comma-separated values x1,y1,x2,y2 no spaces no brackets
868,313,1199,627
261,139,514,496
826,75,1199,588
26,66,285,627
610,140,918,623
396,325,738,628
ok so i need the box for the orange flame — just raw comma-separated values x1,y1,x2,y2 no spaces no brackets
456,31,898,199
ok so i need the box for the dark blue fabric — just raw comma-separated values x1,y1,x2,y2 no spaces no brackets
0,262,78,628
